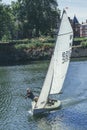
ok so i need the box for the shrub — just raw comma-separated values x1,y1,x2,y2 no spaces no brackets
81,40,87,47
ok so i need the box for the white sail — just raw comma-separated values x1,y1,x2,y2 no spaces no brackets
50,10,73,94
36,55,54,108
35,10,73,109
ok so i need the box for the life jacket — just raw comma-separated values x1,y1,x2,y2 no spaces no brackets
27,91,35,100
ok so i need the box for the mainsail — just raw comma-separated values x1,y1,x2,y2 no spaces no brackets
35,10,73,109
50,10,73,94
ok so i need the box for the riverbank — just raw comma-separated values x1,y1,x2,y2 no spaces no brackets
72,45,87,58
0,36,87,65
0,42,87,66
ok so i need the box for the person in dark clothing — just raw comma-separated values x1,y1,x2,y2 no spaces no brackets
26,88,38,102
26,88,57,105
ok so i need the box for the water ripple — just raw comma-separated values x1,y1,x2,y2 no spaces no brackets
0,61,87,130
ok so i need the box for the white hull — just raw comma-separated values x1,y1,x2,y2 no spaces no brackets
32,100,61,115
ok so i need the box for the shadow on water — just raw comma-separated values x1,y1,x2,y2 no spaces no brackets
0,61,31,67
28,111,52,130
32,96,87,130
0,57,87,67
28,95,87,118
0,60,50,67
27,89,87,130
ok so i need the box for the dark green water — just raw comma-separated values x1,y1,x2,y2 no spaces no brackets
0,61,87,130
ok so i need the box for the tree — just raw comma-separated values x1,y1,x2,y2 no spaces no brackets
0,0,60,40
0,2,16,41
14,0,60,38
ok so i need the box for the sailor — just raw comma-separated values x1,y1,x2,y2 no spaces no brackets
25,88,38,102
26,88,56,105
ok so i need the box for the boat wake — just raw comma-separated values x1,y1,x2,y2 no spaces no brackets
61,96,87,109
28,109,33,116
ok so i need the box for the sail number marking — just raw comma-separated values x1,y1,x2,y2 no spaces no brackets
62,50,71,63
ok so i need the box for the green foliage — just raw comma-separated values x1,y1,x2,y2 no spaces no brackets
14,36,54,50
0,3,16,41
2,33,11,42
74,37,87,42
21,0,60,37
10,39,31,44
0,0,60,41
74,37,87,47
81,40,87,47
11,36,55,44
14,42,54,50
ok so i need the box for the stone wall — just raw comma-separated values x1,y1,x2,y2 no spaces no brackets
0,43,87,65
72,46,87,58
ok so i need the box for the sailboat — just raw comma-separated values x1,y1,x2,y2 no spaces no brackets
32,10,73,115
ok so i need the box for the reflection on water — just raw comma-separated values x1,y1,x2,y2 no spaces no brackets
0,60,87,130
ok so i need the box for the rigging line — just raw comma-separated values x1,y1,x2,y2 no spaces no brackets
58,31,73,36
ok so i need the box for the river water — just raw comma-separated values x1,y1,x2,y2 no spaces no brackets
0,60,87,130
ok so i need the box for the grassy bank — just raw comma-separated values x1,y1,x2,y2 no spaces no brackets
1,36,87,49
0,36,87,66
11,36,55,50
74,37,87,47
0,36,55,64
13,37,87,49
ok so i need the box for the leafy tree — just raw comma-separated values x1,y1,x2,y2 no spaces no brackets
0,0,60,40
13,0,60,38
25,0,60,37
0,2,15,41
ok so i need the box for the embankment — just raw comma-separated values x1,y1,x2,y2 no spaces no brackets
71,46,87,58
0,43,87,65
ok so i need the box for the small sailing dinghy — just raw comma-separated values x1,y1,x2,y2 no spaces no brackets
32,10,73,115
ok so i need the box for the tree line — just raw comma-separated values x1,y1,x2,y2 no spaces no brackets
0,0,60,41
